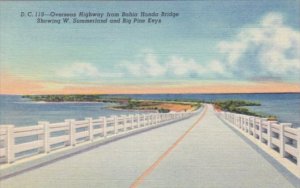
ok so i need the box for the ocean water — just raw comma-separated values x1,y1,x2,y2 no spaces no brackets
0,95,144,127
0,93,299,128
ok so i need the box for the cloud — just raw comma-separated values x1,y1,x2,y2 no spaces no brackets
122,12,300,82
217,12,300,81
166,56,202,76
121,53,166,77
55,13,299,83
57,62,101,79
121,53,228,79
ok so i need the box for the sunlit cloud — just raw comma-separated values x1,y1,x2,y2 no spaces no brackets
56,62,123,81
216,12,300,81
120,53,166,77
56,62,101,79
120,12,300,82
120,53,229,79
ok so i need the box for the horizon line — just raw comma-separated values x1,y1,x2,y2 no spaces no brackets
1,91,300,96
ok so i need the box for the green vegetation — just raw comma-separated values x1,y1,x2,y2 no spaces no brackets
214,100,261,116
22,95,130,103
115,99,191,113
214,100,277,120
22,95,197,113
158,108,170,113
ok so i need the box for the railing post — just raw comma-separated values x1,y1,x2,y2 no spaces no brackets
102,116,107,138
297,128,300,168
259,118,266,142
246,116,250,133
253,117,257,136
267,121,277,148
144,115,147,126
243,116,247,131
235,115,238,127
251,117,254,136
242,116,245,131
65,119,76,146
244,115,248,129
147,114,151,125
113,116,118,134
38,121,50,153
149,114,151,124
279,123,287,158
234,114,236,126
137,114,140,128
241,116,244,130
85,117,93,142
240,115,242,129
235,114,237,125
148,114,151,125
131,115,134,129
142,114,146,127
122,115,126,131
4,125,14,163
152,114,156,125
267,121,272,148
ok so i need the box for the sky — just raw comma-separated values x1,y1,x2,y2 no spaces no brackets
0,0,300,94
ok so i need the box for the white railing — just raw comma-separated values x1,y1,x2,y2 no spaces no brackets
0,112,194,164
218,111,300,171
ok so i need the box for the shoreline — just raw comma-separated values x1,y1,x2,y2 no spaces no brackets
26,101,108,104
107,106,158,113
2,92,300,96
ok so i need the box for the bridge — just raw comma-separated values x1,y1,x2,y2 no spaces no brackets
0,105,299,187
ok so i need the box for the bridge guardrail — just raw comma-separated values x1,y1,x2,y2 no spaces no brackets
0,111,195,164
218,111,300,174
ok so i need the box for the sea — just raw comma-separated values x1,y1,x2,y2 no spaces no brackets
0,93,299,128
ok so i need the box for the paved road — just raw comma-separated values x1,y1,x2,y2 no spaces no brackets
0,105,295,188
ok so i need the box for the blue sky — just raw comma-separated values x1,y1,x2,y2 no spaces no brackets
0,1,299,94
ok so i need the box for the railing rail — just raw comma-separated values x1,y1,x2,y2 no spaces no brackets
218,111,300,171
0,111,194,164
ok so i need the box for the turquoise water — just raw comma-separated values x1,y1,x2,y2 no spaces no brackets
0,93,299,127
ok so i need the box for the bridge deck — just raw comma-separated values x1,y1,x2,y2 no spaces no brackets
0,105,296,188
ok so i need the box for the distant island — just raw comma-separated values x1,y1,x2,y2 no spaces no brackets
22,95,276,119
22,95,200,113
22,94,122,103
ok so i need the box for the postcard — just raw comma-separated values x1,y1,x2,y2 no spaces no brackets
0,1,299,187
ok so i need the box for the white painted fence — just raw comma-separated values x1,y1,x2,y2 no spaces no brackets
218,111,300,171
0,112,193,164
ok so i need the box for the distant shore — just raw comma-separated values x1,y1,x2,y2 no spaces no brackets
22,94,200,112
22,94,277,119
